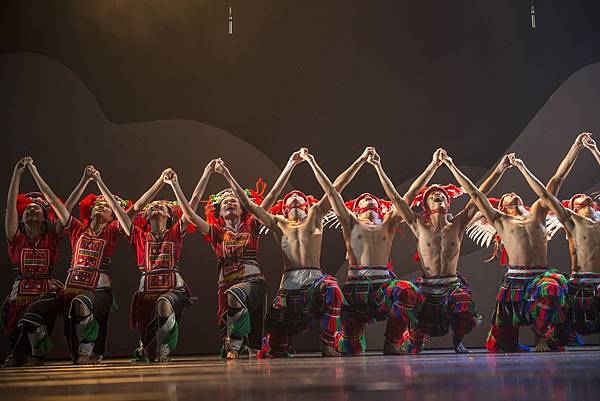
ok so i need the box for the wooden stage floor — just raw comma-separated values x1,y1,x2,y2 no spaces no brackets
1,348,599,401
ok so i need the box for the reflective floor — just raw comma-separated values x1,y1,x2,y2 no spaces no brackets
1,348,599,401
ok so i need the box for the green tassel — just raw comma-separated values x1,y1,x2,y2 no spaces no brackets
165,321,179,350
359,335,366,352
132,347,150,363
511,310,520,326
81,319,100,342
111,296,119,312
230,311,251,337
34,334,54,353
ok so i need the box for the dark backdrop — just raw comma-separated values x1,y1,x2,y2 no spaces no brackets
1,1,600,358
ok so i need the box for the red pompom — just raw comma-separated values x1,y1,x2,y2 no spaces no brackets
79,193,97,226
16,194,33,216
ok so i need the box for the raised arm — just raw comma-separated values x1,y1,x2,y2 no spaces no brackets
5,158,28,239
582,134,600,166
260,150,304,211
510,155,572,224
163,169,211,234
369,150,415,226
459,154,512,222
215,161,278,229
303,150,353,227
546,133,587,195
442,152,501,224
27,159,71,227
90,168,132,236
313,147,371,214
403,148,443,204
189,160,217,212
63,166,94,215
127,170,167,219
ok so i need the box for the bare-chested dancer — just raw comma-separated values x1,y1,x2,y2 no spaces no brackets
373,149,511,353
215,148,373,357
302,148,421,355
510,134,600,348
441,134,587,352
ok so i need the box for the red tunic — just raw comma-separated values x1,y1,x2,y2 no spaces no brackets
203,216,264,320
129,220,189,332
64,217,124,291
131,220,186,294
2,229,63,333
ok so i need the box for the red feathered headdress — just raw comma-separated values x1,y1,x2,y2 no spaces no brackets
411,184,464,211
344,193,393,219
79,194,132,227
16,192,56,221
270,190,319,218
204,179,267,227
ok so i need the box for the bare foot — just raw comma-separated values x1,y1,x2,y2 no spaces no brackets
382,340,406,355
90,353,103,364
226,350,239,360
535,336,551,352
75,354,94,365
321,344,341,357
156,354,171,363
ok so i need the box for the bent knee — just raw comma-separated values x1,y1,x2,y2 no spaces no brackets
227,293,242,308
71,298,92,318
156,298,174,318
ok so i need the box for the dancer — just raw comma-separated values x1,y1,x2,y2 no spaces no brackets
2,158,92,366
374,150,511,353
31,164,131,364
127,167,207,363
301,148,421,355
214,148,373,357
172,152,302,358
442,135,585,351
510,135,600,348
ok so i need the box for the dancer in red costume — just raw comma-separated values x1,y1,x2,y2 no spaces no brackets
2,158,93,366
216,148,373,357
172,152,302,358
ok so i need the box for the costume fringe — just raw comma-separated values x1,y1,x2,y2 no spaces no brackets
230,310,251,338
165,321,179,350
399,330,423,354
81,319,100,342
34,334,53,354
386,280,420,326
337,333,366,355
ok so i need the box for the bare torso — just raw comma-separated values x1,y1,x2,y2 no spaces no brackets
272,207,325,270
567,214,600,273
344,214,398,267
494,209,549,267
412,211,469,278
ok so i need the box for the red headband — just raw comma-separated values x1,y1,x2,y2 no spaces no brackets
270,190,319,217
16,192,55,221
345,193,392,219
